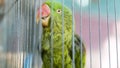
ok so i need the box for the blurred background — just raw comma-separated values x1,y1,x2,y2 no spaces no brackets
0,0,120,68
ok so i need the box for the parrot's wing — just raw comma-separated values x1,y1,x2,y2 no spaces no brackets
69,34,86,68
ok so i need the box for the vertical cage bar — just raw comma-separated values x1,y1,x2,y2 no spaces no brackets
79,0,83,68
29,0,33,53
33,0,37,56
20,0,23,67
26,0,29,57
6,0,12,67
106,0,111,68
33,0,35,53
23,1,26,40
10,0,14,67
72,0,75,68
26,0,28,56
18,0,22,67
23,0,30,67
37,0,43,68
11,0,15,67
88,0,92,68
24,0,28,68
4,0,8,67
17,0,20,67
33,0,39,53
28,0,31,57
29,0,33,67
50,0,54,68
98,0,102,68
62,0,64,68
33,0,43,67
14,0,17,67
28,0,30,53
32,0,38,67
113,0,119,67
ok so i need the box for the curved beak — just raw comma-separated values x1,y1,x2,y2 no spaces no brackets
36,4,50,27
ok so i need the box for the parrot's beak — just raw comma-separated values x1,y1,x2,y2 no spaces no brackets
36,4,50,27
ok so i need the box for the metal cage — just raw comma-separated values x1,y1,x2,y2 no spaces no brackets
0,0,120,68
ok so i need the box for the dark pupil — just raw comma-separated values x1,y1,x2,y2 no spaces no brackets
58,10,61,12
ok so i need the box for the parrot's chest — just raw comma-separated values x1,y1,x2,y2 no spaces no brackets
42,32,73,68
42,33,71,51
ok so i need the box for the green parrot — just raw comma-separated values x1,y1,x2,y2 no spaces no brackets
36,0,86,68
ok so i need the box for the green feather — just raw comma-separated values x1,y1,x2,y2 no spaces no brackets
40,1,86,68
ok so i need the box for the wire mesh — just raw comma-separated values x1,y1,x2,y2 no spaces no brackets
0,0,120,68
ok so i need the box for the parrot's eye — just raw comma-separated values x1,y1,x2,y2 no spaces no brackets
57,9,62,14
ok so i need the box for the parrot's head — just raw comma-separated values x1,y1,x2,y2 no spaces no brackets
36,1,73,34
